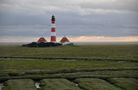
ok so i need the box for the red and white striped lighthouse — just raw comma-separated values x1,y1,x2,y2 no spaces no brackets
50,15,56,43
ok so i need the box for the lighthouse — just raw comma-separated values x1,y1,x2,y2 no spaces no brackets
51,15,56,43
22,15,72,47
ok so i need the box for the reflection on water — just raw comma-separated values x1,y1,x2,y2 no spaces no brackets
35,82,40,89
0,83,3,90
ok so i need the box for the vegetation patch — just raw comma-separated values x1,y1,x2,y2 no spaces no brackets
75,78,122,90
0,45,138,89
0,59,138,80
108,78,138,90
0,59,137,72
2,79,37,90
0,45,137,60
40,79,81,90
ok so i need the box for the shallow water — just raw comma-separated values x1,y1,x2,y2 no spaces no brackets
35,82,40,89
0,83,3,90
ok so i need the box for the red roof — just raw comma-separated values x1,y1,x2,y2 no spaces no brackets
37,37,47,43
60,37,70,43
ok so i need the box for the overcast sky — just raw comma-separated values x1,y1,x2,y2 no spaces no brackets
0,0,138,42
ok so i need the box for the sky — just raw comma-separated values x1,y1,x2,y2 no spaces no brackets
0,0,138,42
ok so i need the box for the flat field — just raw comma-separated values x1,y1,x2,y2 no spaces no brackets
0,45,138,90
0,45,138,60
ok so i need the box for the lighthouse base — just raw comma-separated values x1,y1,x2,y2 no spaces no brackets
22,42,62,47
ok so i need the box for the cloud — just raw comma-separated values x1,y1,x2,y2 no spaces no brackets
0,0,137,15
0,36,138,42
80,0,138,13
69,36,138,42
0,0,137,38
0,23,137,37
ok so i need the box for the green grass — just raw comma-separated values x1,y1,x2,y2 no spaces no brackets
0,59,137,79
40,79,81,90
0,45,138,60
2,79,36,90
0,45,138,89
75,78,122,90
0,59,137,72
1,70,138,80
109,78,138,90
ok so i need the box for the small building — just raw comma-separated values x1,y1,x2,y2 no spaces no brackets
60,37,70,43
37,37,47,43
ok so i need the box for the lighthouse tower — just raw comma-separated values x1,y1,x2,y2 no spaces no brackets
51,15,56,43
